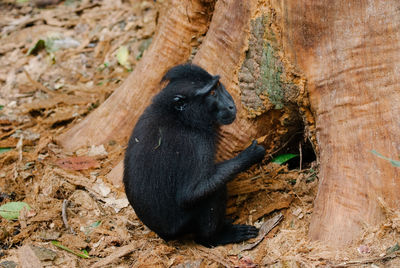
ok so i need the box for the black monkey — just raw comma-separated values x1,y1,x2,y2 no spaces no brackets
123,64,266,247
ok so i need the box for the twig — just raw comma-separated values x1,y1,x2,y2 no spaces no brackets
240,213,284,251
308,135,318,164
62,199,75,234
90,244,137,268
17,134,23,162
268,131,303,159
331,252,400,267
0,122,36,140
299,141,302,171
23,69,56,96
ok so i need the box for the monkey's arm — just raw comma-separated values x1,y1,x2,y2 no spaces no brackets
178,141,265,206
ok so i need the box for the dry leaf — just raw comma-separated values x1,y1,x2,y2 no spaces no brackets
55,156,100,170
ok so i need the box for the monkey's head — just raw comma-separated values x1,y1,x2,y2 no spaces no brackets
153,64,237,129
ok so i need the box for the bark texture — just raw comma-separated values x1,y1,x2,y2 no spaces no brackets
272,0,400,245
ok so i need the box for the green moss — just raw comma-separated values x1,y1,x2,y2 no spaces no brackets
239,15,289,113
261,42,284,109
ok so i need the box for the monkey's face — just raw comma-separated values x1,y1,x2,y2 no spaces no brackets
178,76,237,126
154,64,237,129
204,82,237,125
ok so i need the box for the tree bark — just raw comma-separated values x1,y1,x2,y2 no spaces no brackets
273,0,400,245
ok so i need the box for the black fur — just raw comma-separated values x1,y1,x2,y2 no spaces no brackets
123,64,266,247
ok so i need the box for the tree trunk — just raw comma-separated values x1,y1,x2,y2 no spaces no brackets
65,0,306,189
57,0,400,246
273,0,400,245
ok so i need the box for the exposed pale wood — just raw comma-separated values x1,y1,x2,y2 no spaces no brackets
273,0,400,245
56,0,212,151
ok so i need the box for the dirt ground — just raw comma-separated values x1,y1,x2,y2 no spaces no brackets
1,1,400,267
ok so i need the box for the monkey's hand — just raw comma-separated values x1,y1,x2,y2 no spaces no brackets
236,140,266,169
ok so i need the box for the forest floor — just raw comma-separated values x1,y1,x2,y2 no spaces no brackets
1,1,400,267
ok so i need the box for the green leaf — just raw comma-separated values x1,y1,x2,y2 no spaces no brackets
116,46,131,70
51,241,90,259
0,105,4,110
271,153,298,165
83,220,101,235
371,150,400,167
0,148,12,154
90,221,101,228
27,39,46,55
0,202,30,220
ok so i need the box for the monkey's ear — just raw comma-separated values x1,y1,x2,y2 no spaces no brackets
173,95,187,111
195,75,220,96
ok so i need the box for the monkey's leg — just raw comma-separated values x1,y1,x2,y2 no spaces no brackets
196,223,259,247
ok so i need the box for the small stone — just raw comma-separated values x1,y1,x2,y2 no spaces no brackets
0,261,17,268
357,244,371,254
38,230,61,241
292,208,302,216
30,245,57,261
88,144,108,159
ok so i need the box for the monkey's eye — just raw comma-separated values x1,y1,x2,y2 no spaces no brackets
209,89,216,96
173,95,187,111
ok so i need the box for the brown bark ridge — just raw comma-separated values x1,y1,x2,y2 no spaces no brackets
274,0,400,245
56,0,212,151
193,0,260,160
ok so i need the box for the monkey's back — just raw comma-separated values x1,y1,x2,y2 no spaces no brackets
123,106,217,238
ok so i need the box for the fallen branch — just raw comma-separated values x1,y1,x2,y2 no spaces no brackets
62,199,75,234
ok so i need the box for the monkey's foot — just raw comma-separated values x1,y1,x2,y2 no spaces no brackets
196,224,258,247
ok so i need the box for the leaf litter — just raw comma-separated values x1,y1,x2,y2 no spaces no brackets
0,1,400,267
